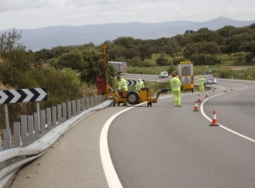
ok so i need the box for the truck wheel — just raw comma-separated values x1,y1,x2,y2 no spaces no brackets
127,91,140,104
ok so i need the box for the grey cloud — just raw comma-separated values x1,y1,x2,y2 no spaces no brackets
0,0,57,12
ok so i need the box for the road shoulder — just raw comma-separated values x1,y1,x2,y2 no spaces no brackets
6,107,127,188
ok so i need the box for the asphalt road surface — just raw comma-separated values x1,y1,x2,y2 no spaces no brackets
106,79,255,188
7,78,255,188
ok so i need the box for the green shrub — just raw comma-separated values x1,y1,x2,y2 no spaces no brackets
245,53,254,64
156,55,169,66
219,71,232,78
246,75,254,80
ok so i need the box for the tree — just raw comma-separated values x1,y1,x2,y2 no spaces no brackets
162,39,182,60
34,48,57,62
135,40,154,62
113,37,136,49
57,49,85,70
250,23,255,30
223,32,253,58
0,29,25,57
217,26,238,38
0,29,35,88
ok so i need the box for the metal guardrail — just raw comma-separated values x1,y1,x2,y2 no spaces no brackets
0,95,113,187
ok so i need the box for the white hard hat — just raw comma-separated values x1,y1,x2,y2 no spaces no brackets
138,78,142,81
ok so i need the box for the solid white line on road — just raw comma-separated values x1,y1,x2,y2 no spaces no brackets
100,101,148,188
100,83,251,188
200,84,255,143
100,108,129,188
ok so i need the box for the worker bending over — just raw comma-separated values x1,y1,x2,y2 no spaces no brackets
117,76,128,91
170,73,181,107
136,78,145,91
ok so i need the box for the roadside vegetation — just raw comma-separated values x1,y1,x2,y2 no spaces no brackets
0,23,255,131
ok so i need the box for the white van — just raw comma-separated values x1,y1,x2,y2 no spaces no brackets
159,71,169,78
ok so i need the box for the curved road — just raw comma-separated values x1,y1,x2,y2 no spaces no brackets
106,79,255,188
7,78,255,188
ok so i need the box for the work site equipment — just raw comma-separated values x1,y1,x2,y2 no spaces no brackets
210,110,219,126
178,61,194,93
96,46,170,107
109,87,170,107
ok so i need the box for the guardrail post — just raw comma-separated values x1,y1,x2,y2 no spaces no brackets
40,110,46,135
67,101,71,119
97,95,101,104
81,98,85,111
76,99,80,114
85,97,89,109
94,95,98,106
62,102,67,122
3,129,11,150
72,100,76,117
14,122,21,148
46,108,51,132
52,106,57,128
57,104,62,125
21,115,28,147
28,115,34,144
90,96,93,107
34,113,40,140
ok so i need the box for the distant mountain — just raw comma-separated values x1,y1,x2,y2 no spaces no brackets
0,17,254,51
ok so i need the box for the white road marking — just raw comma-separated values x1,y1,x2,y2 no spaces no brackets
200,84,255,143
100,82,252,188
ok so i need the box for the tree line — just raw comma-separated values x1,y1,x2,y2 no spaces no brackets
32,23,255,68
0,23,255,130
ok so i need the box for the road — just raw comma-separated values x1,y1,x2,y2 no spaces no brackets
105,79,255,188
7,78,255,188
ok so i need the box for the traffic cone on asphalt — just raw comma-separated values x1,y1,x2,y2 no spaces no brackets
193,101,199,112
197,94,202,103
231,86,234,91
210,110,219,126
205,91,209,98
224,87,227,93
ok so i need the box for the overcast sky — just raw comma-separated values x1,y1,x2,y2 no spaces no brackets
0,0,255,31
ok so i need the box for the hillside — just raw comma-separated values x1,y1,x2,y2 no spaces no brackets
0,17,254,51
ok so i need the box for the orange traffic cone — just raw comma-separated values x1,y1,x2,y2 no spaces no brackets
212,86,215,92
193,100,199,112
231,86,234,91
210,110,219,126
224,87,227,93
197,94,202,103
205,91,209,98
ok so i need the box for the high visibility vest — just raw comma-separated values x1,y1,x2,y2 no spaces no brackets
136,81,145,90
198,77,205,85
170,77,181,91
118,79,128,91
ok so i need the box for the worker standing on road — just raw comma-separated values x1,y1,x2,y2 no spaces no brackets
136,78,145,91
117,76,128,91
198,76,205,92
170,72,181,107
